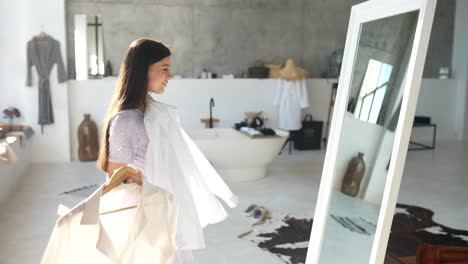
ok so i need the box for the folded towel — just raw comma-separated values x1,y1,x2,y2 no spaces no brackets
240,127,262,136
222,74,235,79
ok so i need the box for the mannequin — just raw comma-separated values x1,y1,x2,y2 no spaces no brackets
279,59,308,81
275,59,310,154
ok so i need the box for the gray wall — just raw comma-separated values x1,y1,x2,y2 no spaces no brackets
452,0,468,140
424,0,456,78
349,11,418,127
65,0,454,79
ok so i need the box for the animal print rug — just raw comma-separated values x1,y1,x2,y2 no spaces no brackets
239,204,468,264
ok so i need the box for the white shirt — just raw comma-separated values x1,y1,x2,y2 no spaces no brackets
41,181,178,264
144,96,239,251
273,79,310,130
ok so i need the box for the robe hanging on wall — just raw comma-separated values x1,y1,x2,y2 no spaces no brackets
26,33,67,133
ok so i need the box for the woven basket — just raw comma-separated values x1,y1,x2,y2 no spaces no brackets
265,64,283,79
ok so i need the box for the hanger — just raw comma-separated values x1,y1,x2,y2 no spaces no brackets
100,166,141,215
35,30,49,45
37,31,48,37
102,165,140,195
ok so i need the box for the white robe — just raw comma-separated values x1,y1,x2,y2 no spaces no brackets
273,79,310,130
144,95,239,251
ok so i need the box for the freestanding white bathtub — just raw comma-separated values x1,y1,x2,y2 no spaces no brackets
186,128,288,182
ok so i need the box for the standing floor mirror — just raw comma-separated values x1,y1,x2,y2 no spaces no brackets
306,0,437,263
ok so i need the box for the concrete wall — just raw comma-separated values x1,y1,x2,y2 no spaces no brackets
416,79,465,142
65,0,454,79
0,0,460,165
332,112,385,196
0,0,71,163
452,0,468,140
423,0,456,77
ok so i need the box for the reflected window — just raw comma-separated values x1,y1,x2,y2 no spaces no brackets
354,59,393,123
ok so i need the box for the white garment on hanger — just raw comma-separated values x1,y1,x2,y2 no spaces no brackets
41,181,178,264
144,95,239,251
273,79,310,130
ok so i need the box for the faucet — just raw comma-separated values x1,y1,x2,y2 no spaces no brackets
209,98,215,128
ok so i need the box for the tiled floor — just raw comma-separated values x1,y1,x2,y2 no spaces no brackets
0,141,467,264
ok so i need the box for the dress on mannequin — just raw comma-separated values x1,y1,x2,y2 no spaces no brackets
274,59,310,154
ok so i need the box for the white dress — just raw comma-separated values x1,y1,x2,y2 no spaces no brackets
273,79,310,130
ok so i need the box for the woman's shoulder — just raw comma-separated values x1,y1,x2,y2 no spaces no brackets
114,108,143,119
110,109,144,128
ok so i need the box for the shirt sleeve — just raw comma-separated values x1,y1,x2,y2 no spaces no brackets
108,113,134,165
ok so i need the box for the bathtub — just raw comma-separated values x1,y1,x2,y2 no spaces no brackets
186,128,288,182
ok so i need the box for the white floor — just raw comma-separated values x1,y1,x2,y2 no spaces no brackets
0,141,467,264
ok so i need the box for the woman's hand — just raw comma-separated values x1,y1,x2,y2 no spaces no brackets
124,170,143,185
107,162,143,185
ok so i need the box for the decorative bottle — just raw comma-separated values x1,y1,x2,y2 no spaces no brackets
78,114,99,161
341,152,366,197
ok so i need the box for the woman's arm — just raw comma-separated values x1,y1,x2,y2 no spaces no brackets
107,161,142,185
106,111,144,185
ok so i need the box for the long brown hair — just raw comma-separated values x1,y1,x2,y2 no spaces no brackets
97,38,171,172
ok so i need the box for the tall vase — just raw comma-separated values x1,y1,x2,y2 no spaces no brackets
341,152,366,197
78,114,99,161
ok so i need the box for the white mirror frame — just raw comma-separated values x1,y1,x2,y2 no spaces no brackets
306,0,437,263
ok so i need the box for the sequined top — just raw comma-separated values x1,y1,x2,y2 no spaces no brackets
108,109,148,172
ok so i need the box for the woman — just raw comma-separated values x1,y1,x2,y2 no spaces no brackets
97,38,172,183
97,38,238,263
96,38,191,263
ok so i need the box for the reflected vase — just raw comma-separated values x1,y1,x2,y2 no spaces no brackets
341,152,366,197
78,114,99,161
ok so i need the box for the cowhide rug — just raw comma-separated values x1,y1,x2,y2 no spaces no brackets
239,204,468,264
389,203,468,257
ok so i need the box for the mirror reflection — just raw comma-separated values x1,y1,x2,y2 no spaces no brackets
318,10,420,264
74,14,105,80
354,59,393,123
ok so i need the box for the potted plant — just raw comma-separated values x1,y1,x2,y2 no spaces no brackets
3,107,21,131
